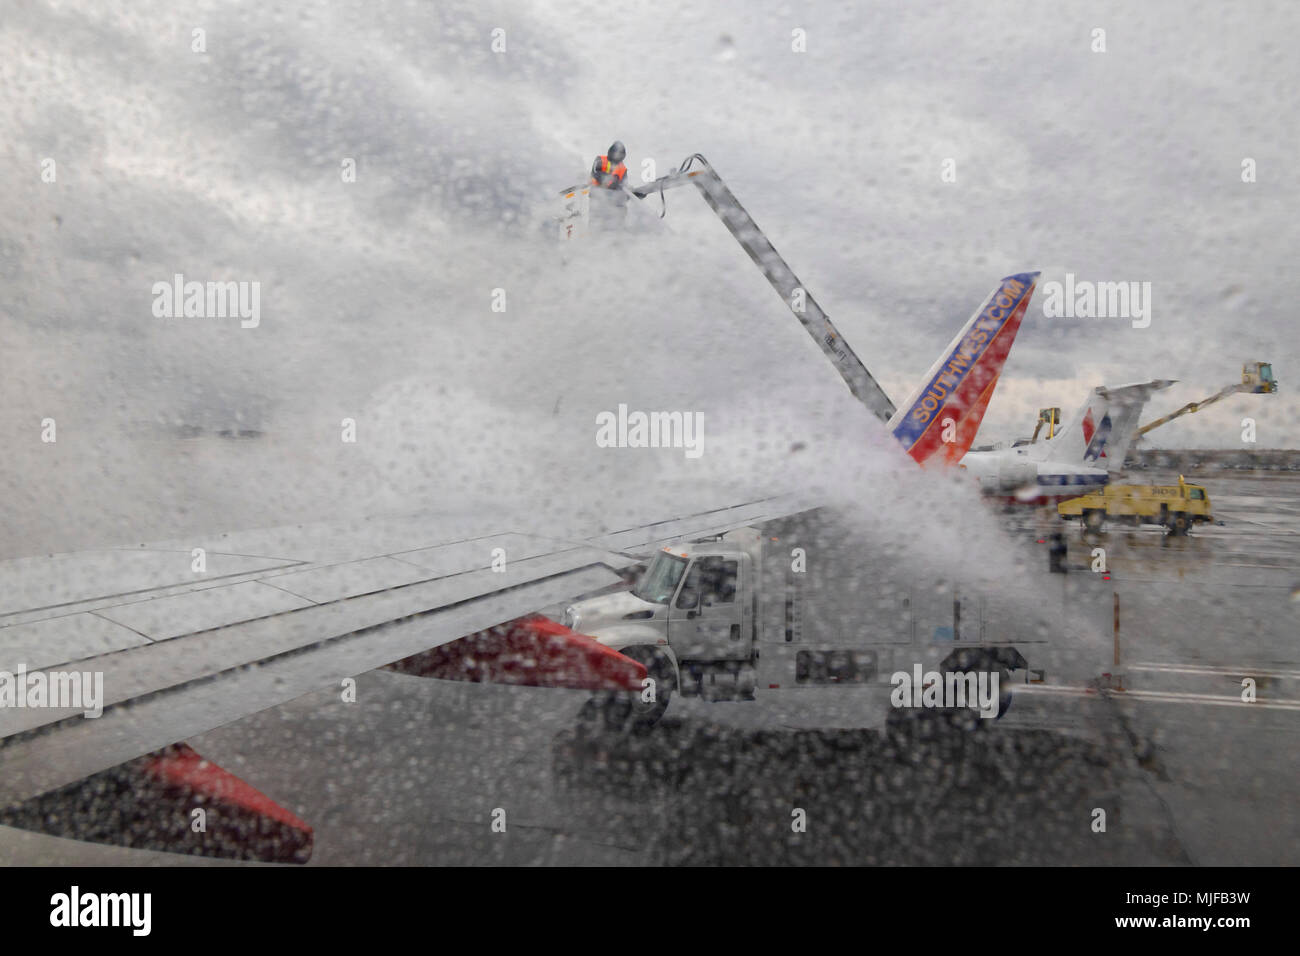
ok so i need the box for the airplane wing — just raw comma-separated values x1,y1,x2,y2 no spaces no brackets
0,494,809,852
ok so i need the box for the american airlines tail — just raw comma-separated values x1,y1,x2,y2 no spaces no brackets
1038,380,1176,474
888,272,1040,465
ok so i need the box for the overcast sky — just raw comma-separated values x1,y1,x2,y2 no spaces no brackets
2,0,1296,551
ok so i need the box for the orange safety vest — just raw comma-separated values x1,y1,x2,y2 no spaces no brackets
591,155,627,187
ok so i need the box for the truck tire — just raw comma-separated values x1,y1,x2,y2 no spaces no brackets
626,646,676,727
1170,512,1190,535
579,647,675,733
944,666,1013,728
887,660,1014,739
1083,509,1104,532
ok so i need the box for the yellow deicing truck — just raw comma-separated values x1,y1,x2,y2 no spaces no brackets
1058,475,1212,534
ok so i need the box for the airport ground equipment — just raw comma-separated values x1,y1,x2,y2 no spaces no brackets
1030,407,1061,443
628,155,898,424
562,509,1042,731
1135,362,1276,439
1057,475,1213,534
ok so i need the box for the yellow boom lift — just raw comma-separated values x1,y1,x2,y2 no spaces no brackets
1134,362,1276,439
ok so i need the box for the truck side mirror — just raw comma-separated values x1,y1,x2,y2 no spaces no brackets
676,588,700,610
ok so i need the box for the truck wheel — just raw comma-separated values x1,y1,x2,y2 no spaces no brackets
993,667,1014,718
1083,509,1104,532
952,667,1013,728
625,647,676,728
1171,512,1190,535
579,647,675,733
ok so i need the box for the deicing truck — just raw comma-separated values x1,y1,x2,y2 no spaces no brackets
1058,476,1213,534
562,509,1065,730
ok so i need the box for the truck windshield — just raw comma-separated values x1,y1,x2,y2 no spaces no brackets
632,552,688,604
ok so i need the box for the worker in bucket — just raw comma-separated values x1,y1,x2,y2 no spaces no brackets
590,141,628,189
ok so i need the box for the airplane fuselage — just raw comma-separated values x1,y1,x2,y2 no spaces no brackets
959,447,1109,504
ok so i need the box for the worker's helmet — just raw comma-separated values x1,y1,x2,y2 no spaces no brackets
607,141,626,164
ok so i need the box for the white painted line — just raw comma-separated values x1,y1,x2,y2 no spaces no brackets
1131,662,1300,680
1015,684,1098,698
1017,683,1300,712
1113,689,1300,711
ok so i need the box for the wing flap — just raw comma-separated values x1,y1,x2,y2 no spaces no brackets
0,549,300,619
96,580,313,642
0,742,314,864
0,613,148,673
387,614,646,691
263,555,432,604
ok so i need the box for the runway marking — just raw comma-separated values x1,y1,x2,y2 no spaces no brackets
1109,689,1300,711
1131,662,1300,680
1016,683,1300,711
1209,513,1300,536
1016,684,1095,698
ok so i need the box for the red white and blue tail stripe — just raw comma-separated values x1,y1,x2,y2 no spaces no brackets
888,272,1039,464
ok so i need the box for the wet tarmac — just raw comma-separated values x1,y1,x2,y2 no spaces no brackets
4,470,1297,866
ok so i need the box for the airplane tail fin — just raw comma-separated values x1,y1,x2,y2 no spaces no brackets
888,272,1040,464
1040,379,1176,474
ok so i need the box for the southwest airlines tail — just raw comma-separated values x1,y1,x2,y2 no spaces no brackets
1039,379,1176,474
888,272,1040,465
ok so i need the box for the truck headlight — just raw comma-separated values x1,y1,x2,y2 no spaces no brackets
562,606,579,630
